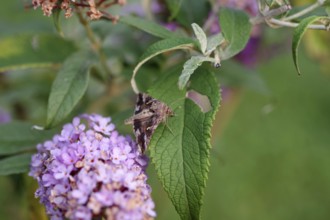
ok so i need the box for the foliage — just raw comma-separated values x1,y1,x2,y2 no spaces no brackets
0,0,329,220
149,67,220,219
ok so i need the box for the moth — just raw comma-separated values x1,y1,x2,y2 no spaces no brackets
125,93,174,154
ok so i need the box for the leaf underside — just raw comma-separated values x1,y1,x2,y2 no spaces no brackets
191,23,207,54
178,56,213,90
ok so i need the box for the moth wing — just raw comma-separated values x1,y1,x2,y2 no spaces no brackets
134,115,157,154
124,109,154,125
135,93,154,114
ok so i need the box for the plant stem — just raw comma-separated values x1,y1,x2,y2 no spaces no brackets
282,1,324,21
76,10,113,78
250,0,329,31
268,18,328,30
202,1,221,33
250,5,292,24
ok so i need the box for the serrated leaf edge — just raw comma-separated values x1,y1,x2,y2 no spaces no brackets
149,69,221,220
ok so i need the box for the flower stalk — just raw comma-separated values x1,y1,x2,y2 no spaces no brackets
76,10,113,78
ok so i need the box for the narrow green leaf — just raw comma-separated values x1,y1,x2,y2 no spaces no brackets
292,16,325,75
191,23,207,54
326,6,330,16
132,38,195,90
0,153,33,175
0,33,76,72
206,33,225,54
120,15,178,39
148,67,221,220
165,0,183,20
178,56,214,89
52,9,64,37
219,7,252,59
46,51,94,128
0,122,56,155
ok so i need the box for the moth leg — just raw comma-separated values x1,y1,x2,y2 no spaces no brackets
124,118,134,125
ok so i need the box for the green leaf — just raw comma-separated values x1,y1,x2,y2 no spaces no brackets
292,16,326,75
169,0,209,28
132,38,195,91
52,9,64,37
206,33,225,54
120,15,178,39
191,23,207,54
165,0,183,20
46,51,94,128
0,153,33,175
178,56,214,90
148,67,221,220
219,7,252,60
0,33,76,72
0,122,56,156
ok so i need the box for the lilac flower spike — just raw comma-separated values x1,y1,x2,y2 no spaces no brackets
29,114,156,220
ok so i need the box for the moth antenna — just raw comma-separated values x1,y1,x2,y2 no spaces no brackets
168,96,186,106
165,123,174,136
163,116,175,136
211,147,225,165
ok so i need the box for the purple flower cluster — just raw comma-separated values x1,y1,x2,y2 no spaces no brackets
29,114,156,220
0,108,11,124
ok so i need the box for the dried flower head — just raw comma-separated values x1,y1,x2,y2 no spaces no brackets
31,0,125,21
29,114,156,220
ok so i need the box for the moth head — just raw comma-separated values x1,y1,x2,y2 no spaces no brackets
167,107,175,117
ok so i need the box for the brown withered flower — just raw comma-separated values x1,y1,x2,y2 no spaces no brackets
31,0,125,21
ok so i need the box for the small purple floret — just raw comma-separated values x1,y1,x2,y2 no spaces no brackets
29,114,155,220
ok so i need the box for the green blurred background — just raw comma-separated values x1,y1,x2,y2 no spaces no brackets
1,1,330,220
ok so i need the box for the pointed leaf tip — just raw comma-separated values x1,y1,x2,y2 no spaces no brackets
292,16,326,75
191,23,208,54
